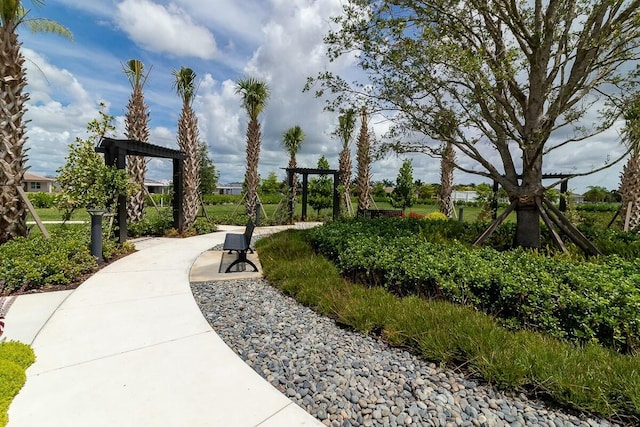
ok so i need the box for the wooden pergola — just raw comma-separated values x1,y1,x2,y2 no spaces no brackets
96,137,187,243
285,167,341,221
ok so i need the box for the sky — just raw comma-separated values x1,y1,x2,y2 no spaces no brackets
18,0,631,194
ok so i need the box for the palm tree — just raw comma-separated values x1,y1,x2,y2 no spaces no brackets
172,66,200,229
0,1,71,243
235,77,269,221
356,108,372,213
282,125,305,223
123,59,150,222
619,96,640,231
336,109,356,215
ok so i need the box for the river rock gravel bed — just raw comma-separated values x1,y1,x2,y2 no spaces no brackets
191,277,621,427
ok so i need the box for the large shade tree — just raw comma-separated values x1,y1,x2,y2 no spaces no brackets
236,77,270,221
173,66,201,229
0,1,71,243
312,0,640,250
282,125,305,223
123,59,150,222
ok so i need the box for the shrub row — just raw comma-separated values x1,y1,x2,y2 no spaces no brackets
256,230,640,422
0,229,97,294
308,218,640,353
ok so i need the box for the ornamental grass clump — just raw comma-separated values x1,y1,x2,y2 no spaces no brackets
256,229,640,421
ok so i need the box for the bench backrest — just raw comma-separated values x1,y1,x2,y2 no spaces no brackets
243,219,255,244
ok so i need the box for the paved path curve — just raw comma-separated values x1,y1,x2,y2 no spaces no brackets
4,228,321,426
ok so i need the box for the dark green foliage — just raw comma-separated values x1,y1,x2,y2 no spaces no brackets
388,160,416,211
0,229,96,294
308,156,333,215
26,192,56,208
198,140,219,195
256,230,640,422
128,210,174,237
308,218,640,353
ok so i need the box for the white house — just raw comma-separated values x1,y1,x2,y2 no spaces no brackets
216,183,243,196
23,172,55,193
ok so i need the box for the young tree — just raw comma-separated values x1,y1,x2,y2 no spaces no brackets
389,160,416,212
0,1,71,243
335,109,357,215
282,125,305,222
308,155,333,216
56,106,131,220
236,77,270,221
260,171,281,195
123,59,151,222
356,108,372,213
172,67,201,229
198,140,219,195
313,0,640,251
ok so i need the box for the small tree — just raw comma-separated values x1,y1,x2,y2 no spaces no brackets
389,160,416,212
308,156,333,216
198,141,219,195
56,106,131,220
260,171,281,195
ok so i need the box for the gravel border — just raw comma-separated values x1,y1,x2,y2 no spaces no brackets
191,276,619,427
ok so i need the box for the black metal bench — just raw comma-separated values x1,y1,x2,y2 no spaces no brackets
222,220,258,273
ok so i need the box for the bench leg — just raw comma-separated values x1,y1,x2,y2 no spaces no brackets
225,250,259,273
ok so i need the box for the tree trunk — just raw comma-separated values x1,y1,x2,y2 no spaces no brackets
514,199,541,248
512,149,543,248
245,118,261,220
0,27,28,243
439,142,455,217
620,153,640,231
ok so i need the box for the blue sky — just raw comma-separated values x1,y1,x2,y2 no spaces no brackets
19,0,628,193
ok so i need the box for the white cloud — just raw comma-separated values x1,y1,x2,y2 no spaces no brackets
116,0,217,60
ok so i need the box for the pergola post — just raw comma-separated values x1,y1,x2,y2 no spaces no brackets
301,173,309,221
96,137,187,243
173,158,184,232
332,171,340,220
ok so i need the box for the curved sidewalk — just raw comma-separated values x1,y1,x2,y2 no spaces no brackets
4,227,322,426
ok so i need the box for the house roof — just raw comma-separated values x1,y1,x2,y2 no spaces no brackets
24,172,55,182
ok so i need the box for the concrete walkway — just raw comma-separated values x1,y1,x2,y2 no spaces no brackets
3,226,322,426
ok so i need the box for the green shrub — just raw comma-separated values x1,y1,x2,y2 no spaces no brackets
0,229,96,294
0,341,35,427
26,192,56,209
308,219,640,353
128,210,174,237
256,230,640,422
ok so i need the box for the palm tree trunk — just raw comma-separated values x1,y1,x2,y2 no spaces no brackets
356,109,371,213
126,85,150,222
245,118,261,220
0,27,28,243
620,153,640,230
178,106,200,228
439,142,455,217
339,147,352,215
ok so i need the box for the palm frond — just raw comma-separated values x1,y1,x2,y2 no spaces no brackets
235,77,270,119
25,18,72,40
172,66,197,106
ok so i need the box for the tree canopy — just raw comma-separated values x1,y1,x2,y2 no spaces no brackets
311,0,640,249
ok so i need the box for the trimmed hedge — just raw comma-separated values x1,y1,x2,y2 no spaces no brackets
0,229,96,294
309,218,640,353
